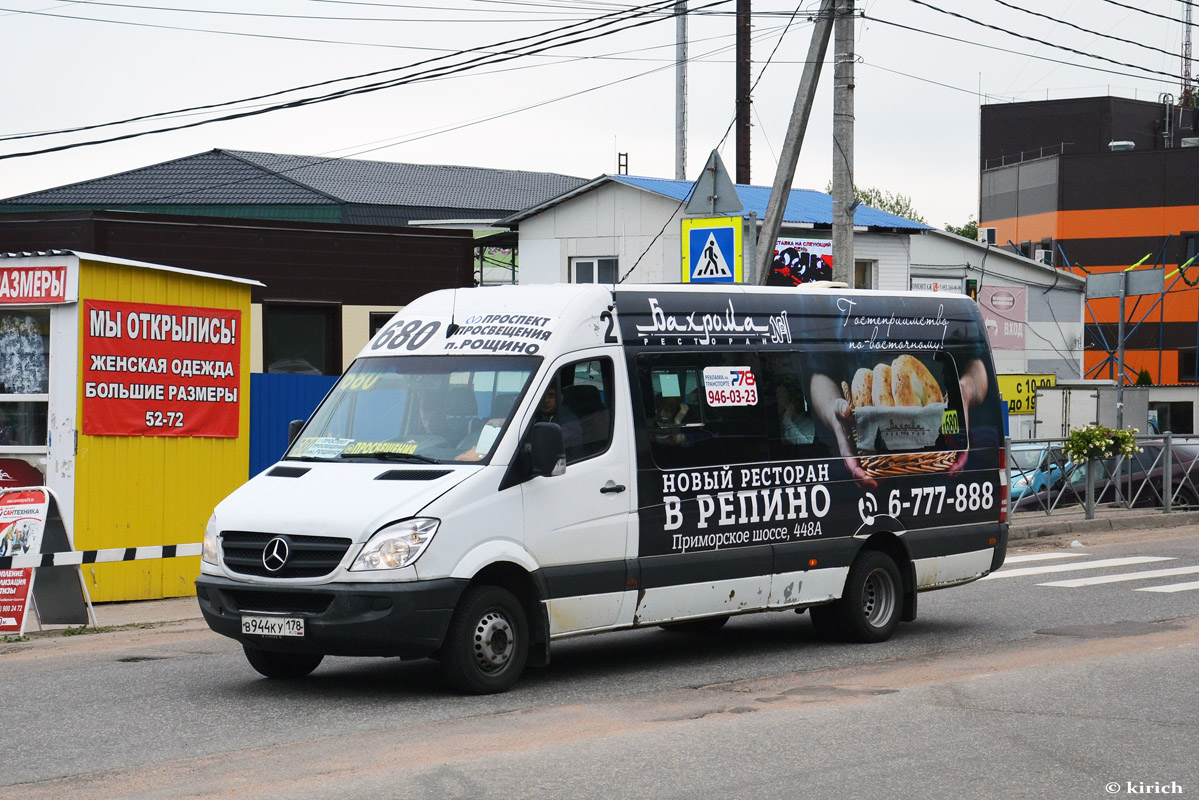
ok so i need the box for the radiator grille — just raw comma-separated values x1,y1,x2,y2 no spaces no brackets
221,531,353,578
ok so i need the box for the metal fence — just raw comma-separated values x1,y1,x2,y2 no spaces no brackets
1009,435,1199,519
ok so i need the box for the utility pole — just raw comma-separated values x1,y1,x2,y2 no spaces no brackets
831,0,855,286
675,0,688,179
1183,0,1194,107
754,0,835,284
735,0,751,184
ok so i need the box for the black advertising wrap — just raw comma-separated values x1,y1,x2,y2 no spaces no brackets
613,289,1004,560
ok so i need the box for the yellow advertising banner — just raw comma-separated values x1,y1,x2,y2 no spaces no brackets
998,373,1056,415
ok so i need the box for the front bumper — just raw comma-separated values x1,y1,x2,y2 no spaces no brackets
195,574,468,659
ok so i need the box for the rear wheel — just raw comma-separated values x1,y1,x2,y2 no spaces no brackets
442,585,529,694
242,645,324,679
807,604,841,640
830,551,902,643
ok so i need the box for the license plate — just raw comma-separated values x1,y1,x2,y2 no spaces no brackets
241,615,304,637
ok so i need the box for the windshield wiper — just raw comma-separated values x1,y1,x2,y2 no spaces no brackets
339,451,441,464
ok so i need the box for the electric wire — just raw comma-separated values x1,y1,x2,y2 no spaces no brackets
0,0,732,161
985,0,1181,62
900,0,1184,83
0,0,696,143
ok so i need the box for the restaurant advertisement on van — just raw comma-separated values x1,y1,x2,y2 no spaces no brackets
81,300,242,437
617,290,1003,558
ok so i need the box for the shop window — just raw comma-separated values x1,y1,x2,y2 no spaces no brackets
369,311,399,339
0,309,50,448
1180,232,1199,269
264,303,341,376
571,257,618,284
855,260,874,289
1180,352,1199,384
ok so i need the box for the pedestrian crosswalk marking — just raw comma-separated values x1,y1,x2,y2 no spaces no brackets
1004,553,1089,564
1135,580,1199,593
1038,565,1199,588
981,555,1174,580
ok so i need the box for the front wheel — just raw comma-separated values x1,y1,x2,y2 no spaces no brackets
830,551,903,643
242,645,324,679
442,585,529,694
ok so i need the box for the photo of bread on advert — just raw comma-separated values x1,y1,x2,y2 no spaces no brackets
839,353,961,478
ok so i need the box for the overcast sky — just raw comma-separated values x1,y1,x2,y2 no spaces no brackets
0,0,1191,228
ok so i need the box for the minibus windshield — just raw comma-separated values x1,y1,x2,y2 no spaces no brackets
285,355,539,464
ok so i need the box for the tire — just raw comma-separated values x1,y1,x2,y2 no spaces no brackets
830,550,903,644
1173,485,1199,511
807,604,842,640
658,616,729,634
242,645,324,679
442,585,529,695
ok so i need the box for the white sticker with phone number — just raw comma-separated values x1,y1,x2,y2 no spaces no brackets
702,366,758,407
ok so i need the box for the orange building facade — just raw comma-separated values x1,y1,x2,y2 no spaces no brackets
980,97,1199,387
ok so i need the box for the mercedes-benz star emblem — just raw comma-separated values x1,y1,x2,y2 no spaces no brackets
262,537,290,572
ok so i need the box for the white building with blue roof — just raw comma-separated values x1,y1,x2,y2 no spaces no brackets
497,174,929,289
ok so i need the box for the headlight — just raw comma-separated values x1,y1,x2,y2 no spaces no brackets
350,518,439,571
202,515,220,565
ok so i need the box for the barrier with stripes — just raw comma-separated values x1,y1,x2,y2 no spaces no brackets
0,542,202,571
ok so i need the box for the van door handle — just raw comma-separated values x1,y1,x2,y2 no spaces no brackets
600,483,626,494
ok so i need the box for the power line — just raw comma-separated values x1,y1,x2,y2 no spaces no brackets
986,0,1181,62
91,15,773,205
1095,0,1188,26
865,11,1185,85
898,0,1186,84
37,0,623,23
0,0,724,157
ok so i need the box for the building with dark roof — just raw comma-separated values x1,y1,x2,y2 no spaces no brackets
0,149,590,372
0,148,588,227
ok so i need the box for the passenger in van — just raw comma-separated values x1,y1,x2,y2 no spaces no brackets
651,396,689,446
776,384,815,445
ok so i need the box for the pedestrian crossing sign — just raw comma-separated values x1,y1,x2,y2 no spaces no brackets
682,216,742,283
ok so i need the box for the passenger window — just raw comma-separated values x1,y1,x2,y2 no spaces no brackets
638,353,767,469
535,357,616,464
757,352,831,461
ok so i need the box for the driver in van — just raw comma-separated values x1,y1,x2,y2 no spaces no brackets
532,382,582,459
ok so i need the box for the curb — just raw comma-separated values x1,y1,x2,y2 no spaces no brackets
1010,510,1199,540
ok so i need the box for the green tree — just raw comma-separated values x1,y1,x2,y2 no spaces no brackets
945,216,979,240
824,182,926,224
1135,369,1153,386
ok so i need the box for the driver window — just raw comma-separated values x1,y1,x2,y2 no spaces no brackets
534,358,615,464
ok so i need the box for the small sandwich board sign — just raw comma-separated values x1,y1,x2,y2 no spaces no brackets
0,487,93,636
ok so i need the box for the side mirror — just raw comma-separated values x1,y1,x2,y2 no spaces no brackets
528,422,566,477
287,419,305,445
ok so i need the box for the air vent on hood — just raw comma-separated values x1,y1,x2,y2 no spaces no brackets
267,466,310,478
375,469,452,481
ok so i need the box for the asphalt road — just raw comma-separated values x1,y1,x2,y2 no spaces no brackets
2,526,1197,800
